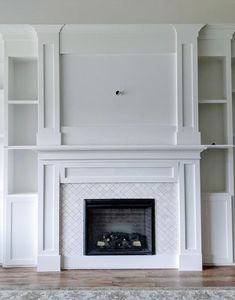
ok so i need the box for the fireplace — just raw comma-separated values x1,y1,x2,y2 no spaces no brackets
38,153,202,271
85,199,155,256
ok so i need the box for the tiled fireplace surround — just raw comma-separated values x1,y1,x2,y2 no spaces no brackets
37,146,203,272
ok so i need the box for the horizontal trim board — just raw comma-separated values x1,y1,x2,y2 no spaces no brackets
61,125,176,146
60,160,178,183
62,254,178,269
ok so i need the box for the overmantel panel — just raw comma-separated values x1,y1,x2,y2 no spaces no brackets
60,25,177,146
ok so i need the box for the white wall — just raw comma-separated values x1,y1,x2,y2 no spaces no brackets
0,0,234,24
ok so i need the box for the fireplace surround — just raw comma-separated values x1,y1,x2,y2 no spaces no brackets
37,146,204,271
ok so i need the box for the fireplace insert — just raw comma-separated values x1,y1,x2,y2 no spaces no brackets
85,199,155,255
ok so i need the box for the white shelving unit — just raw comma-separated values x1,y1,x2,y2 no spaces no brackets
198,29,234,265
2,29,38,267
198,57,226,101
7,150,38,194
8,58,38,101
199,103,227,145
8,104,38,146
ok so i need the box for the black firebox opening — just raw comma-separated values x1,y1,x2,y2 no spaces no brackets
85,199,155,255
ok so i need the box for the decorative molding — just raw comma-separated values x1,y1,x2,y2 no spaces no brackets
4,194,37,267
37,255,61,272
202,193,233,265
173,24,205,41
35,25,63,146
199,24,235,40
33,25,64,35
36,146,206,163
62,254,178,269
179,254,202,271
173,25,204,145
60,160,178,184
37,145,207,152
178,161,202,271
37,161,60,271
0,25,37,41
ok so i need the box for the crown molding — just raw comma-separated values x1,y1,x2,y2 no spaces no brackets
0,24,37,41
199,24,235,40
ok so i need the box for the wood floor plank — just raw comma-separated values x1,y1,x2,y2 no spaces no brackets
0,267,234,288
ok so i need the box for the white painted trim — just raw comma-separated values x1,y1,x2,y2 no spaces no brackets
0,25,37,40
4,194,37,267
37,255,61,272
60,160,178,184
202,193,233,264
61,125,177,146
36,145,207,152
179,254,202,271
173,24,204,145
178,161,202,270
36,25,63,146
62,254,178,270
199,24,235,40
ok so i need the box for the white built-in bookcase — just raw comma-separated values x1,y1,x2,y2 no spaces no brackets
1,24,235,268
6,58,38,194
2,28,38,266
198,27,235,265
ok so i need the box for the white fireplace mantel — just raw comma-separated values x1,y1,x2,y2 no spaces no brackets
37,146,204,271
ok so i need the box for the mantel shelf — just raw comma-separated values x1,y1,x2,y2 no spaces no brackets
8,144,234,151
35,144,207,152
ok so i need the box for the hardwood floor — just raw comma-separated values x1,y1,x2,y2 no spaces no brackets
0,267,235,288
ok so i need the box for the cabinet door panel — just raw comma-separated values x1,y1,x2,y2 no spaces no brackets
5,195,37,266
202,193,233,264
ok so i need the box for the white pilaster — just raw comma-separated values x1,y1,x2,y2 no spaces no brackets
173,25,204,145
34,25,63,146
37,159,60,271
179,160,202,271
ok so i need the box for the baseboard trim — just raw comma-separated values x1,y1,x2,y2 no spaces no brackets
37,255,61,272
179,253,202,271
62,254,178,269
